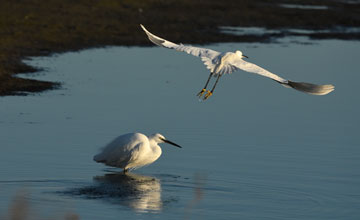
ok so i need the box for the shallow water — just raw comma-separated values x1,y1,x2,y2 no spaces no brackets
1,38,359,219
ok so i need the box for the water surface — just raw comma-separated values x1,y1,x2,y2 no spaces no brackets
0,38,359,219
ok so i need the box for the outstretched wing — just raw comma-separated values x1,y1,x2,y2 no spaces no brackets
232,58,288,84
140,24,221,71
231,58,335,95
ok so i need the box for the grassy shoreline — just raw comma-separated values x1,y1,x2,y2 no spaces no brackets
1,0,359,96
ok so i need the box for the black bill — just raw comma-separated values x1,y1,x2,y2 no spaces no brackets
163,139,182,148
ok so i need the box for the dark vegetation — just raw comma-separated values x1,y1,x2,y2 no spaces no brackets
1,0,359,95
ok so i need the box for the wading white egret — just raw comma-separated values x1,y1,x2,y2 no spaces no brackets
140,24,334,100
93,133,181,173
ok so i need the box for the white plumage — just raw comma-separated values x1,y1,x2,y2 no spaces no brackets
94,133,181,173
140,24,334,100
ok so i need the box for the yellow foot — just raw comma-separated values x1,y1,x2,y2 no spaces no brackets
196,88,206,97
203,90,213,100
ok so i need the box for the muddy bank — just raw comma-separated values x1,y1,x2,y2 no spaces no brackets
1,0,359,95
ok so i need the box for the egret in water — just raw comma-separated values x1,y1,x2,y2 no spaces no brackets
140,24,334,100
93,133,181,173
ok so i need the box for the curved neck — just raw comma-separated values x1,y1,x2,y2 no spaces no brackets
148,140,162,160
149,139,161,151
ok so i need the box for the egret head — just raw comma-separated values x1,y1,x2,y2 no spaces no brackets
236,50,248,59
150,133,182,148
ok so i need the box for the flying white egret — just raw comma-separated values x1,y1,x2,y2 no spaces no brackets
140,24,334,100
93,133,181,173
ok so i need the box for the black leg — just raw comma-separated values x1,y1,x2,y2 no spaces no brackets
197,72,213,97
211,74,221,93
203,72,214,90
204,74,221,100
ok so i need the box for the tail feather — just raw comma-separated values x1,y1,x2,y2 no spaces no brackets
286,80,334,95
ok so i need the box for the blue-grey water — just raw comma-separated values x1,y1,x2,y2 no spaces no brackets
0,37,359,219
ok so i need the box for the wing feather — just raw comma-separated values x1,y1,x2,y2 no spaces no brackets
93,133,148,168
232,59,288,83
232,58,334,95
140,24,220,71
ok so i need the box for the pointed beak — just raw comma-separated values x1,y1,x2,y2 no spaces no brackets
242,55,249,59
161,138,182,148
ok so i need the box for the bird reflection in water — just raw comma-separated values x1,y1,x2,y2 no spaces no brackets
74,172,162,212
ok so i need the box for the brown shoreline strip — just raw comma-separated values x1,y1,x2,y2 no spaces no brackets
1,0,359,96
